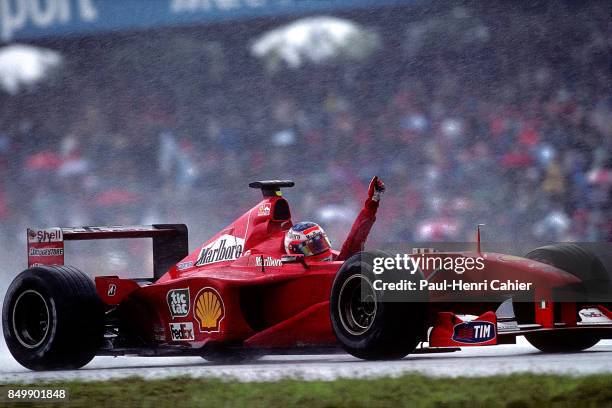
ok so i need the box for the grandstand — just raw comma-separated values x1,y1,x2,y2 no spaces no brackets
0,1,609,275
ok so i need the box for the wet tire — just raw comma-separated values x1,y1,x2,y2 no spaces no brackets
513,243,609,353
525,243,611,303
330,251,428,360
2,265,104,370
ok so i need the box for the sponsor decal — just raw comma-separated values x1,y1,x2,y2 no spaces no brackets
28,247,64,257
194,287,225,333
303,226,320,236
580,310,603,318
107,283,117,297
169,322,195,341
177,261,193,270
1,0,98,42
578,308,610,323
167,288,190,318
496,320,519,331
257,203,271,217
452,321,495,344
195,234,244,266
255,256,283,267
27,228,63,243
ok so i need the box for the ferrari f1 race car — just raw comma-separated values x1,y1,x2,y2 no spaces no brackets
3,180,611,370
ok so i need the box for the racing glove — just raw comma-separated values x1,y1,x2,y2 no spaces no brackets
368,176,385,202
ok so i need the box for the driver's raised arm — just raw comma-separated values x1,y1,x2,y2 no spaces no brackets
336,176,385,261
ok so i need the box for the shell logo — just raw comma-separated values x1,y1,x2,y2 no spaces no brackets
193,287,225,333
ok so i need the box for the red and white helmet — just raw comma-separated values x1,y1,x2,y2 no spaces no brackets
284,221,332,259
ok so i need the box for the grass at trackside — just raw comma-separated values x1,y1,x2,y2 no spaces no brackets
2,374,611,408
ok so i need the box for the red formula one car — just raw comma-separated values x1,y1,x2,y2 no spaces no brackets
3,181,611,370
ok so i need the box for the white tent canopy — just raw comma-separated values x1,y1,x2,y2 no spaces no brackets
0,44,63,94
251,16,381,70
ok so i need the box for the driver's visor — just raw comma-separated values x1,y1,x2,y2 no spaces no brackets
290,233,331,257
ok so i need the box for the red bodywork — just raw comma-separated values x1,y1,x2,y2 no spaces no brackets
26,186,612,355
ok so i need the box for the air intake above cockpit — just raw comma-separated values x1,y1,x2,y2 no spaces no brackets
249,180,295,197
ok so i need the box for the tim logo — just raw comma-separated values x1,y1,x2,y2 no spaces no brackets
452,321,495,344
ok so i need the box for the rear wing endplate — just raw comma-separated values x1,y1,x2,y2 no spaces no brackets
27,225,188,280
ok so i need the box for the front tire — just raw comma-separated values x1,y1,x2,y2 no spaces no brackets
2,265,104,370
514,243,609,353
330,251,428,360
522,331,599,353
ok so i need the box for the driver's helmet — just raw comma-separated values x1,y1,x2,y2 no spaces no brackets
284,221,332,259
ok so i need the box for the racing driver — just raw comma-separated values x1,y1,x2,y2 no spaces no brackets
284,176,385,261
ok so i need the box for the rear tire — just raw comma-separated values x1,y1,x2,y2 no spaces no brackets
2,265,104,370
514,243,609,353
330,251,428,360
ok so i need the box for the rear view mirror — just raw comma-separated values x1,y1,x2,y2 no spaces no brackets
281,254,308,268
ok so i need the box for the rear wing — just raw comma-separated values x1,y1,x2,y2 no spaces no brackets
27,225,188,280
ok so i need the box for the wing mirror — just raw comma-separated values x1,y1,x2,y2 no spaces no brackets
281,254,309,268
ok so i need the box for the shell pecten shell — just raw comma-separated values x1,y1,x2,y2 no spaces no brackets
194,288,225,332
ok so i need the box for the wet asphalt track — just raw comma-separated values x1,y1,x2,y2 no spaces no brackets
1,338,611,383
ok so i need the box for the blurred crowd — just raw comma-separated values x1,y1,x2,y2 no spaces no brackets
0,2,609,272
